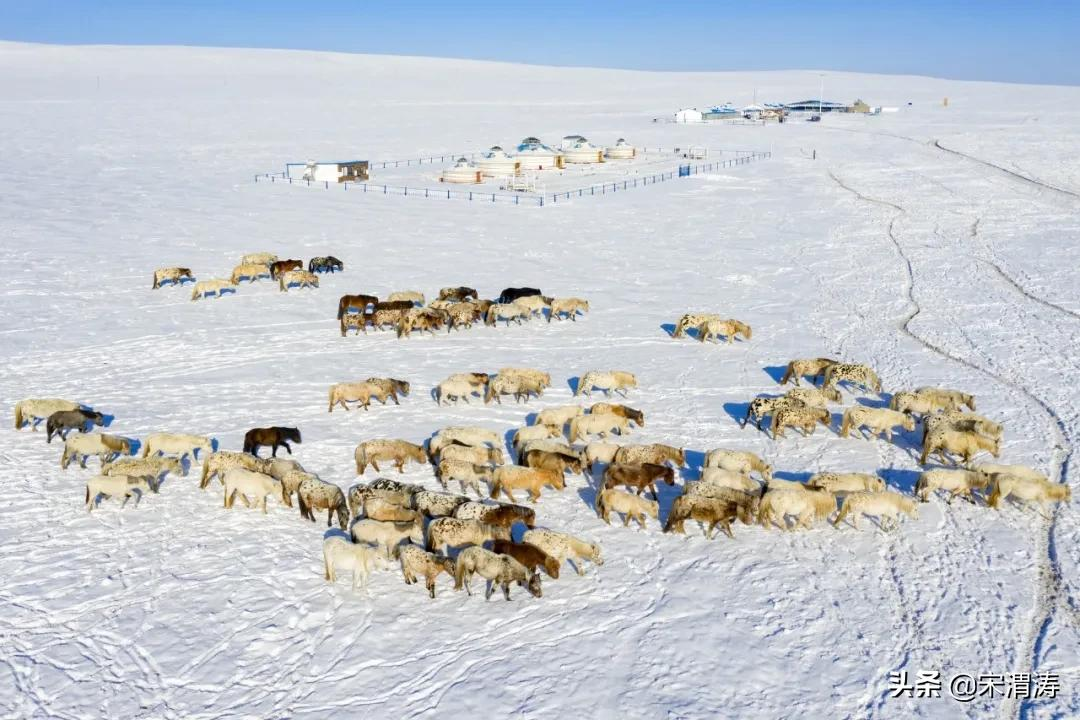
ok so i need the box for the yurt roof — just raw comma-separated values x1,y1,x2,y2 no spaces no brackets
568,138,597,150
516,138,557,154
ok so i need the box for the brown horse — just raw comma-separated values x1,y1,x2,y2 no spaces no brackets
243,427,301,457
337,294,378,320
269,259,303,279
602,463,675,500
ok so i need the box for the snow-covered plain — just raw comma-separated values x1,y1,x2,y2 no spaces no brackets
1,42,1078,719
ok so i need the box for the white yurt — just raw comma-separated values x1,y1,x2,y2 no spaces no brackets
605,137,636,159
674,108,704,123
475,146,520,177
514,137,564,170
440,157,482,184
562,136,604,164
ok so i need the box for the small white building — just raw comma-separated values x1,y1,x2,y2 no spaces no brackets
674,108,704,123
514,137,564,171
440,157,482,184
742,104,764,119
605,138,636,159
288,159,370,183
475,146,521,177
562,136,604,164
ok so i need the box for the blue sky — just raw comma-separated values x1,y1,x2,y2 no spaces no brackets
2,0,1077,85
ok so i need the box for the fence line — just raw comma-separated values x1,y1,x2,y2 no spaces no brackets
286,146,764,176
258,150,771,207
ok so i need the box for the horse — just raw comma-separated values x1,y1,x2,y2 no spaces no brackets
269,259,303,279
309,256,344,274
498,287,542,304
337,294,378,320
46,409,105,443
243,427,302,457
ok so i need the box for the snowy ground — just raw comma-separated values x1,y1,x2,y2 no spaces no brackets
1,42,1078,719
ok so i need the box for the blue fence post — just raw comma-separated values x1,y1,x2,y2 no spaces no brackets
447,190,450,199
325,181,329,189
491,194,495,202
515,195,519,205
404,186,408,196
469,192,473,201
384,185,387,194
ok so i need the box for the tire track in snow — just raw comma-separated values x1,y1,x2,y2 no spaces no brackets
828,169,1075,720
932,140,1080,202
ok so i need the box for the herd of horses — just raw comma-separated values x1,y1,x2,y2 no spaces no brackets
12,250,1069,601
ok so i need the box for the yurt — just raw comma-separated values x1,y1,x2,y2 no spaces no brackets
562,136,604,164
674,108,704,123
440,157,482,184
475,146,520,177
560,134,587,150
514,137,564,171
605,138,636,160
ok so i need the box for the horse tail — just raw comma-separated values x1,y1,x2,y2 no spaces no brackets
832,498,850,527
839,409,852,438
779,362,794,385
769,411,782,439
140,438,151,457
489,478,502,500
14,401,24,430
914,475,928,502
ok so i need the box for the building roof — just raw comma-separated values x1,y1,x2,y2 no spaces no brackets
784,99,847,109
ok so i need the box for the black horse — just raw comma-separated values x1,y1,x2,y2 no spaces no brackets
46,409,105,443
497,287,542,304
309,256,344,274
243,427,302,457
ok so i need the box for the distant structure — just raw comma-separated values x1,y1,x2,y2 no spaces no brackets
703,104,739,120
604,138,636,159
440,157,483,184
784,99,848,113
514,137,564,170
742,104,764,120
562,136,605,164
674,108,704,123
291,160,369,183
849,99,872,113
476,146,520,177
560,134,587,150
